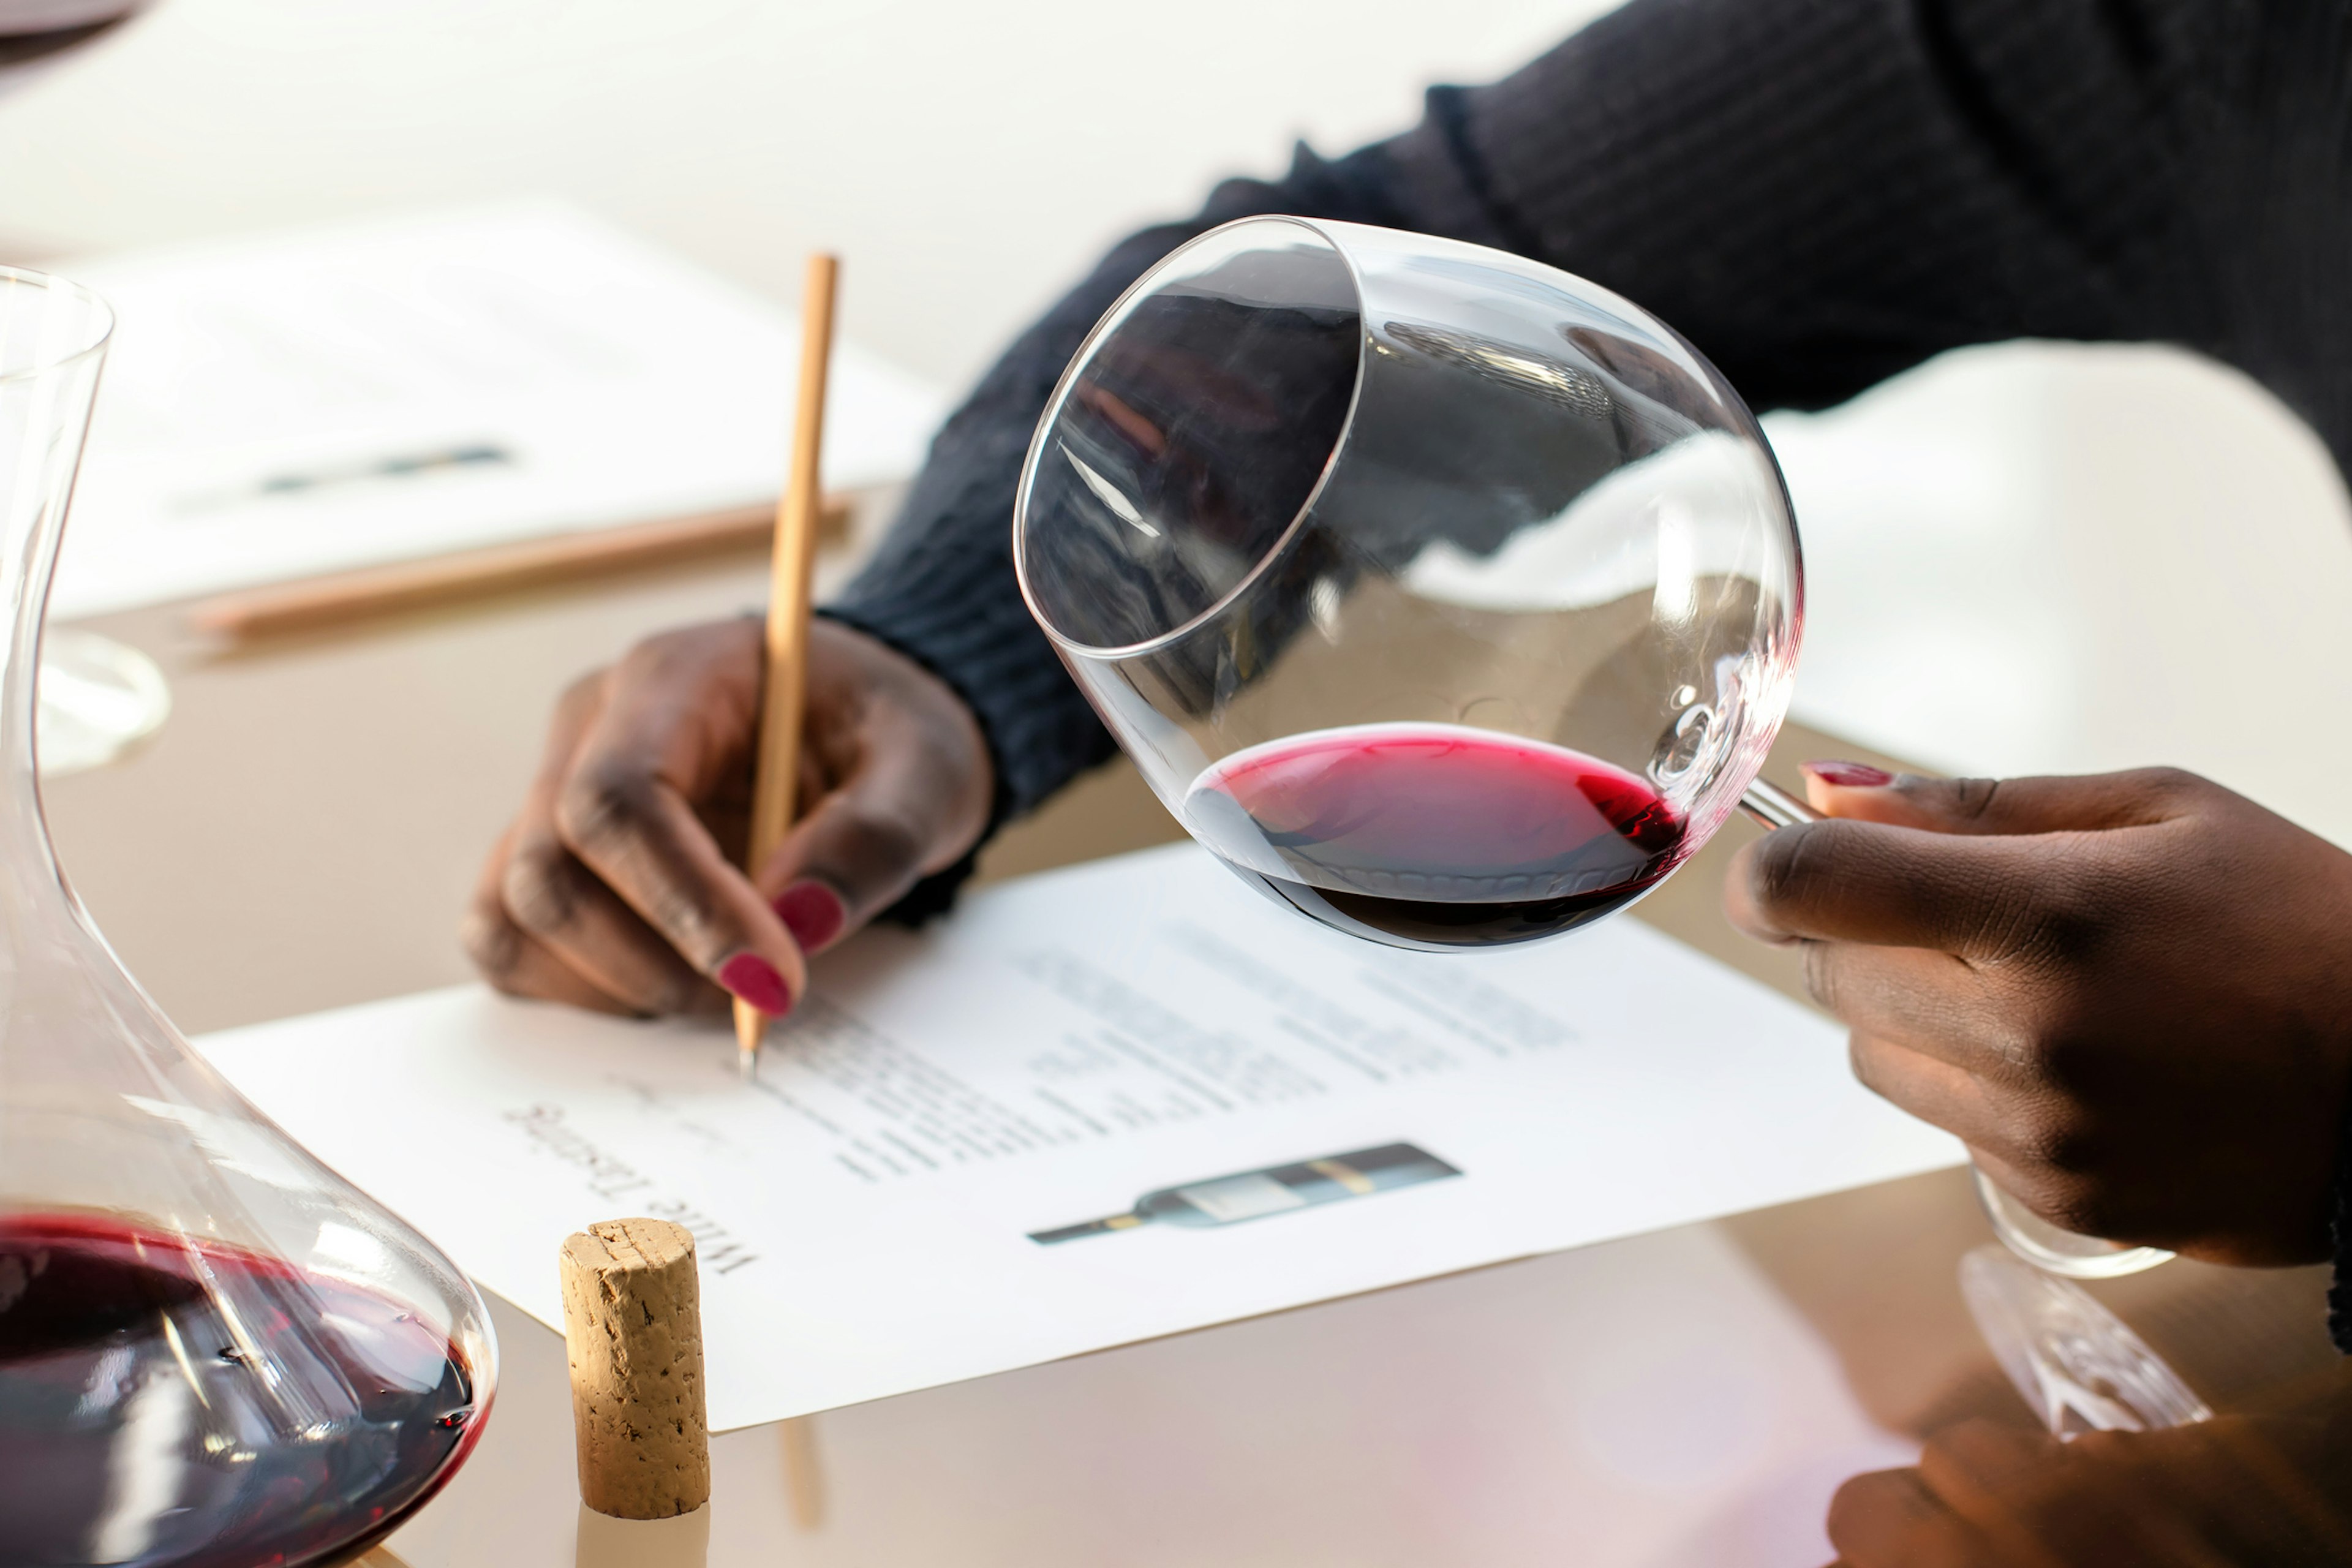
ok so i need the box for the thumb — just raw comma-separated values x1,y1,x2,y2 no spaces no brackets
1798,761,2193,837
752,756,988,957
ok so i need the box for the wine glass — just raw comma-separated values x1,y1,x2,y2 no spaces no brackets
1015,216,1799,949
1012,215,2196,1433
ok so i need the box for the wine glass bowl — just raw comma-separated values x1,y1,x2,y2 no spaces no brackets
1016,216,1802,949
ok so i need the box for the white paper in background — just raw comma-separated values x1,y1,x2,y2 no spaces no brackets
48,200,947,619
198,844,1962,1431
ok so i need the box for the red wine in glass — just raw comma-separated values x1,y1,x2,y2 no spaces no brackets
0,1212,483,1568
1183,723,1689,950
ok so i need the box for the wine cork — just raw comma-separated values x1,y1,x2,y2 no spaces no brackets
560,1217,710,1519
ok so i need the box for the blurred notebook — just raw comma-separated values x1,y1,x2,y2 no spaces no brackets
47,200,946,619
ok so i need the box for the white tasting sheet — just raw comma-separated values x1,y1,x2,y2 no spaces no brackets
48,200,946,619
197,845,1963,1431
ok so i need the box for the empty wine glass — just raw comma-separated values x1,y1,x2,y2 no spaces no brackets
1012,215,2193,1433
1016,216,1800,950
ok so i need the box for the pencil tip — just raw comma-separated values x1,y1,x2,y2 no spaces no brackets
733,1000,763,1080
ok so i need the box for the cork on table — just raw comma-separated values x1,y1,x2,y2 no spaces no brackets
560,1218,712,1521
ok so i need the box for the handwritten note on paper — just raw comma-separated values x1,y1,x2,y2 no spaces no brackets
197,844,1962,1430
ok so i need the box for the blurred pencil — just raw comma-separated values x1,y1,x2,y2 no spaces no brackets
186,494,851,641
737,253,840,1078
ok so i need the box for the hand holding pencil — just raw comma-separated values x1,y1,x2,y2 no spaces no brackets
461,258,993,1030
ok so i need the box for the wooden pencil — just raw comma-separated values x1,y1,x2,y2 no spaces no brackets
186,494,852,642
737,252,840,1077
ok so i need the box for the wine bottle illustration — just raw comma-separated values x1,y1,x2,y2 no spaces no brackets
1030,1142,1460,1243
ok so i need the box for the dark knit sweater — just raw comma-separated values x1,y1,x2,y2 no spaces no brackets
822,0,2352,1341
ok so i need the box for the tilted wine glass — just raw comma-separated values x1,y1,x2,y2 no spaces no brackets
1012,215,2195,1432
1016,216,1798,950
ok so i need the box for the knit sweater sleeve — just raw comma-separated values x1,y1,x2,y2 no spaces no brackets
824,0,2281,918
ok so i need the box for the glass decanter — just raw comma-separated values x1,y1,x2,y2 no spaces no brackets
0,266,497,1565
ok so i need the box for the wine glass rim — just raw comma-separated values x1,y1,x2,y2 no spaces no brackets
1013,213,1370,660
0,265,115,382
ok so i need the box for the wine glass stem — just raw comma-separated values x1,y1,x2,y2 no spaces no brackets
1736,777,1814,829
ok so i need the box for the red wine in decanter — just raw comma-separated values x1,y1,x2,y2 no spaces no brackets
0,1212,483,1568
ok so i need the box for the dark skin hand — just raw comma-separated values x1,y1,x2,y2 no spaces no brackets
1826,1405,2352,1567
1726,764,2352,1266
462,616,993,1019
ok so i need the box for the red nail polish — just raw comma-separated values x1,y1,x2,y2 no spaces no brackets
715,952,794,1017
1802,760,1894,788
774,880,846,952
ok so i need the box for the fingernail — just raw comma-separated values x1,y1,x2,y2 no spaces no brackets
715,952,794,1017
774,880,846,952
1801,760,1894,789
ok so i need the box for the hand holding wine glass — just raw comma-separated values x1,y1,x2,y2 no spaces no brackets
1724,763,2352,1267
1006,214,2325,1438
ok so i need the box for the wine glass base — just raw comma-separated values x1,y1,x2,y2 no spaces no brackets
38,628,171,778
1973,1164,2175,1279
1960,1245,2211,1436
